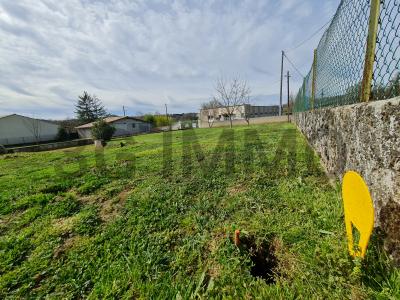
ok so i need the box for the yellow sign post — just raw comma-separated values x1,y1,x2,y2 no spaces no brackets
342,171,374,258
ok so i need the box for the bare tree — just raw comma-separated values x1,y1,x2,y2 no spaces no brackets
214,76,251,128
23,116,41,144
242,94,252,126
201,99,220,128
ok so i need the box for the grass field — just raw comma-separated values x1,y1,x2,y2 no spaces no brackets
0,123,399,299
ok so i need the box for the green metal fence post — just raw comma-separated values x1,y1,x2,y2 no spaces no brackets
361,0,381,102
311,49,317,110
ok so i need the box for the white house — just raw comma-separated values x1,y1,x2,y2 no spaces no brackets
0,114,60,146
75,116,151,139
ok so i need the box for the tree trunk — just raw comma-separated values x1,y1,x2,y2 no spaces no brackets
229,115,233,128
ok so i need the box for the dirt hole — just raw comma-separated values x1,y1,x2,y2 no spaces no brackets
239,235,278,284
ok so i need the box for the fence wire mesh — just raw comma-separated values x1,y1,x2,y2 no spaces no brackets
373,0,400,100
294,0,400,112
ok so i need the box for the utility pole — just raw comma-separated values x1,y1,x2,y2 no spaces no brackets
123,106,126,116
285,71,291,123
279,50,284,116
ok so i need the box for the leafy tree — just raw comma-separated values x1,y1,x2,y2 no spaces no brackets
154,115,172,127
143,114,156,125
142,114,172,127
75,91,107,123
91,119,116,141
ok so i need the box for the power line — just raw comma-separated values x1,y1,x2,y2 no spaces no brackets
270,79,282,86
283,53,305,78
285,0,352,53
285,19,332,52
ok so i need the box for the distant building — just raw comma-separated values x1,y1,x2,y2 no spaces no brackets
0,114,60,146
199,104,279,125
170,120,199,131
75,116,151,139
169,113,199,121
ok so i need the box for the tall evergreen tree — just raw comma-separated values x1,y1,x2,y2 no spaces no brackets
75,91,107,123
92,95,107,119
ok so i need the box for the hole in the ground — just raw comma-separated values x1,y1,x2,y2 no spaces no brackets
239,235,278,284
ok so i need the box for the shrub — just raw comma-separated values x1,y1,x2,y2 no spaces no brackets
56,127,69,141
0,144,7,155
91,119,116,141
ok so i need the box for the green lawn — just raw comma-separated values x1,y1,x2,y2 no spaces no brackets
0,123,398,299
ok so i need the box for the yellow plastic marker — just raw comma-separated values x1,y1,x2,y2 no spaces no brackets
342,171,374,258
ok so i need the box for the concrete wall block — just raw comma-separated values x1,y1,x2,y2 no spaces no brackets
295,97,400,263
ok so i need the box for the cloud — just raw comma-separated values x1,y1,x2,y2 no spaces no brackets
0,0,340,119
5,83,35,97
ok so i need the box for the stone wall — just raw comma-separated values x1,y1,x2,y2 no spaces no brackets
5,139,93,154
295,97,400,263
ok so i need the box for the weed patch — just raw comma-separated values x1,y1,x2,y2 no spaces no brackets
40,180,75,194
53,235,89,259
13,193,54,212
74,206,101,235
0,235,32,274
77,177,109,195
48,193,80,218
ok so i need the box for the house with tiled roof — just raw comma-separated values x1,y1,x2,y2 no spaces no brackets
75,116,151,139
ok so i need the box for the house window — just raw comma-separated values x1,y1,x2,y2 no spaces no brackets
132,123,136,128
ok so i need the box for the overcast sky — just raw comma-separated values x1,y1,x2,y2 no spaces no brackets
0,0,340,119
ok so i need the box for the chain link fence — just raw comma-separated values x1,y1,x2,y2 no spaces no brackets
373,0,400,100
294,0,400,112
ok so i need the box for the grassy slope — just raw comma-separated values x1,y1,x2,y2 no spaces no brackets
0,123,398,299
